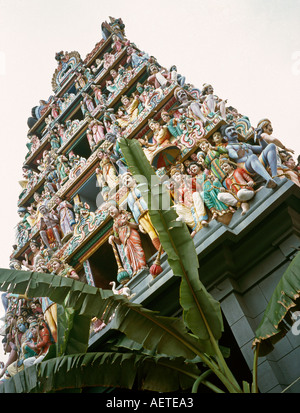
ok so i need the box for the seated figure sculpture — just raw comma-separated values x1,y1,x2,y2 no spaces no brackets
220,123,278,189
174,87,208,126
218,158,256,215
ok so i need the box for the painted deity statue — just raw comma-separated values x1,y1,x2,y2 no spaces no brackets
198,138,228,182
38,203,63,250
147,63,171,90
90,84,107,108
161,110,182,140
82,92,95,113
89,118,106,145
201,83,227,119
107,203,147,276
22,240,44,271
96,149,119,190
281,154,300,187
187,163,234,221
220,124,278,189
256,118,297,185
54,154,70,186
217,158,256,215
126,45,149,70
169,166,206,238
138,118,173,164
54,196,76,240
121,172,161,251
174,87,208,126
49,258,80,281
120,94,141,126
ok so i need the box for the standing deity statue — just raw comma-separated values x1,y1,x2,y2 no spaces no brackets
121,172,161,251
54,196,76,241
107,202,147,276
96,149,119,190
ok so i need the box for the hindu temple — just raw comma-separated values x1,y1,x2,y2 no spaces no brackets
0,16,299,393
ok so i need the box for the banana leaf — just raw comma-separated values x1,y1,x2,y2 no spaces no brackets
0,352,200,393
55,304,91,357
0,268,207,359
253,251,300,356
119,138,223,350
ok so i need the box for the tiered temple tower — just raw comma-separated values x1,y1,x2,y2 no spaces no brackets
3,17,300,392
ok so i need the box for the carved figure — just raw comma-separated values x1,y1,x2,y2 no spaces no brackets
147,63,171,89
107,203,147,276
49,257,80,281
218,158,256,215
174,87,208,126
22,240,44,271
96,149,119,189
201,83,227,119
38,203,62,250
121,172,161,250
169,166,206,237
221,123,278,189
54,196,76,240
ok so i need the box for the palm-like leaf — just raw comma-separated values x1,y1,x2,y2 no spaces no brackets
0,269,207,359
253,251,300,356
0,352,200,393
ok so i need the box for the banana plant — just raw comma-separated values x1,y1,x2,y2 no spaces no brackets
253,251,300,356
0,269,220,393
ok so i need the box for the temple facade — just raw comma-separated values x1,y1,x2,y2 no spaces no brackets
1,16,300,393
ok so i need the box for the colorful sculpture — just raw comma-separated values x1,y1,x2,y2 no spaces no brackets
121,172,161,250
107,202,147,276
220,124,278,189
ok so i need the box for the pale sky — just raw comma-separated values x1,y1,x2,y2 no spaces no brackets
0,0,299,361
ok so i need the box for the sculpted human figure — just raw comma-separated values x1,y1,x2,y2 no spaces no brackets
107,202,147,276
120,94,140,125
22,240,44,271
138,118,172,163
256,119,294,154
212,131,227,149
22,321,52,368
16,207,31,247
91,84,106,107
54,154,70,186
96,149,119,189
121,172,161,251
161,110,182,140
281,154,300,187
54,196,76,240
198,138,228,182
126,45,149,69
221,123,278,189
201,83,227,119
38,203,63,250
89,118,106,144
82,92,95,113
147,63,171,90
174,87,208,126
218,158,256,215
103,52,115,70
111,34,125,54
169,166,205,238
50,257,80,281
186,162,209,227
169,65,186,86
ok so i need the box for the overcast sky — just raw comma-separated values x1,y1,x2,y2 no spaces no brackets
0,0,299,361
